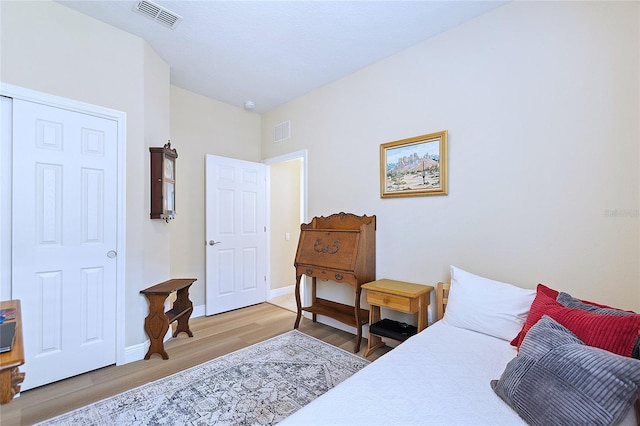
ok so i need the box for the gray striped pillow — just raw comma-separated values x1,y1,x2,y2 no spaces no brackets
491,315,640,426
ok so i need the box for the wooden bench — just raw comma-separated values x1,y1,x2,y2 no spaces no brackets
140,278,197,360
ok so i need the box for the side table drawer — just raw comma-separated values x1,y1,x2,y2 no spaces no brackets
366,290,412,312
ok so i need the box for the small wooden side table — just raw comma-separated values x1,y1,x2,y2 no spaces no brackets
362,279,434,357
140,278,197,360
0,300,25,404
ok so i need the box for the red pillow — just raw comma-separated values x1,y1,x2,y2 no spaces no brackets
536,283,559,299
511,285,640,357
512,283,635,345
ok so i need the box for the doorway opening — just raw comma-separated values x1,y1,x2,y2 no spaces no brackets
263,150,307,313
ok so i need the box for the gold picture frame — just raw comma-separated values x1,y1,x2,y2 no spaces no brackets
380,130,448,198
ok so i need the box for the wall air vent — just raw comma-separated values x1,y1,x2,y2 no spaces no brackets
274,121,291,143
133,1,183,29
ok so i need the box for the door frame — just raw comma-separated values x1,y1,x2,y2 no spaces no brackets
0,83,127,365
262,149,309,308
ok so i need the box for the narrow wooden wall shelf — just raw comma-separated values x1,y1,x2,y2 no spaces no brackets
140,278,196,360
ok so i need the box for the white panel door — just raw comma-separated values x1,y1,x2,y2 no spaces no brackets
205,155,267,315
12,99,118,390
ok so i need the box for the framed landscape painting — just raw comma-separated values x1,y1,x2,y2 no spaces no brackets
380,130,448,198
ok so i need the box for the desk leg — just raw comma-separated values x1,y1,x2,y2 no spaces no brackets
143,293,170,360
173,286,194,338
311,277,317,323
294,275,302,329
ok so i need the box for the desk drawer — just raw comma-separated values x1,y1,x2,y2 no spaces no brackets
298,267,354,283
366,291,412,312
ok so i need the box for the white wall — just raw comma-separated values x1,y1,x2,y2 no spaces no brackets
140,42,172,335
169,86,261,308
0,0,171,346
261,1,640,314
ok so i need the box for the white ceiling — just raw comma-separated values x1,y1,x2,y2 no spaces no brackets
57,1,506,113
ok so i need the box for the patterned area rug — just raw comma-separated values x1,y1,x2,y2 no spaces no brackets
39,330,369,425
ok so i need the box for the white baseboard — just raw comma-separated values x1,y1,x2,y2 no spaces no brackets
192,303,206,318
123,341,149,364
269,285,294,299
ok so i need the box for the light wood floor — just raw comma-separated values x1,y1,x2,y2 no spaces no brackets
0,303,390,425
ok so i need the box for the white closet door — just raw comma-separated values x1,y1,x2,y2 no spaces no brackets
12,99,118,390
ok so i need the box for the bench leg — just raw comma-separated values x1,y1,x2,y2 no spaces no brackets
143,294,170,360
173,287,194,337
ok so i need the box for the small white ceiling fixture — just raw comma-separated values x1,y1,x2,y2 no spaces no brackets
244,101,256,110
132,0,182,29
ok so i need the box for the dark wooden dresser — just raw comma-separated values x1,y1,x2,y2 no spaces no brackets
293,212,376,352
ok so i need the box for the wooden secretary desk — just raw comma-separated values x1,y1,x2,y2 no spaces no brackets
293,213,376,352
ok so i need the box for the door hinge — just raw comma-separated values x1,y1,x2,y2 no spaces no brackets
264,226,266,232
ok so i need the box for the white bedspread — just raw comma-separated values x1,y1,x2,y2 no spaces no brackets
281,321,639,426
281,321,524,425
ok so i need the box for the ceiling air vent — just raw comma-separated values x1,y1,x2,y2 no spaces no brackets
274,121,291,143
133,1,183,29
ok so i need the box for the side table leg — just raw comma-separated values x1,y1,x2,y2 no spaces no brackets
353,285,363,353
0,368,14,404
364,305,384,357
0,367,24,404
417,294,428,332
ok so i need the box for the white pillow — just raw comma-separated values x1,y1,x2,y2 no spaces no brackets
443,265,536,341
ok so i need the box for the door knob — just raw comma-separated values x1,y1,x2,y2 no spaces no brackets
107,250,117,258
208,240,221,246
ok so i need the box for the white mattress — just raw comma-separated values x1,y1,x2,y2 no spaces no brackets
281,321,638,426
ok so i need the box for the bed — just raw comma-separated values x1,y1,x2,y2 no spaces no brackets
281,266,640,426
